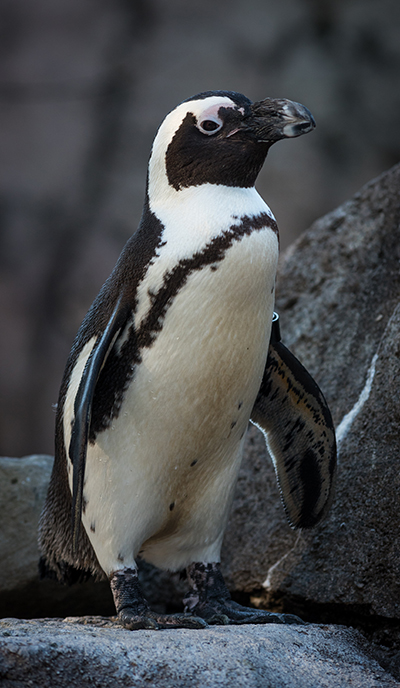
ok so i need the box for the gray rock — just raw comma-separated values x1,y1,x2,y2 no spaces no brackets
0,618,396,688
221,164,400,621
0,455,53,592
0,455,114,619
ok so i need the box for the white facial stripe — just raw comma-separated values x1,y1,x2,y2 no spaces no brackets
148,96,237,208
195,102,233,135
154,96,236,149
197,103,229,121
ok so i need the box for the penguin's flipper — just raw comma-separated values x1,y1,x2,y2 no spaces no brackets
250,316,336,529
70,297,127,552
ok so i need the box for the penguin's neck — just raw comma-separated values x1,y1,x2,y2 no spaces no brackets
147,182,275,260
133,180,277,332
146,129,275,258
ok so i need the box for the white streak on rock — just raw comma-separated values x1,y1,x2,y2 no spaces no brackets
335,352,378,451
263,533,302,590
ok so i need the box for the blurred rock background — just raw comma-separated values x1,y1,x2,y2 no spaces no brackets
1,0,400,456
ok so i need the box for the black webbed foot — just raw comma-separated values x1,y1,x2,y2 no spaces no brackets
118,608,208,630
184,562,305,626
110,567,207,630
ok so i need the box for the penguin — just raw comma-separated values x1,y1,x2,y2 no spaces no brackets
39,90,336,630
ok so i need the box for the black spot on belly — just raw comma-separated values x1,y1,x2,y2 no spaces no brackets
90,522,96,533
238,401,243,410
230,420,237,430
190,460,198,467
169,502,175,511
210,265,218,272
82,495,88,514
117,553,124,563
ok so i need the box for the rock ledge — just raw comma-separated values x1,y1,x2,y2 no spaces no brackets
0,618,397,688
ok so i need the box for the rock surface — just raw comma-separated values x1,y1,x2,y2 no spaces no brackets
222,163,400,623
0,455,52,593
0,455,114,619
0,618,397,688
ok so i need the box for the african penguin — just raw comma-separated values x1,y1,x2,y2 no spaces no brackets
39,91,336,630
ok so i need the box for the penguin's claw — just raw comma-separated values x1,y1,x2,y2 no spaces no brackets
154,612,208,630
118,608,208,631
184,562,306,626
194,600,305,626
206,613,230,625
119,608,159,630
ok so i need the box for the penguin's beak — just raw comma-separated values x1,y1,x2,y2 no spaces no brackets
246,98,316,143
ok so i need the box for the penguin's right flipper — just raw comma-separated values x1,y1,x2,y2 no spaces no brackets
250,317,336,529
69,297,128,553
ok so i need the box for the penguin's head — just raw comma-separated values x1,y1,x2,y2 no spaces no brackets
148,90,315,198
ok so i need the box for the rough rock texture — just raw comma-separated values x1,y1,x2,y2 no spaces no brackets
0,455,114,619
222,164,400,623
0,455,52,593
0,618,397,688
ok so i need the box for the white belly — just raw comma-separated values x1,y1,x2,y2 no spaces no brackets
65,228,278,574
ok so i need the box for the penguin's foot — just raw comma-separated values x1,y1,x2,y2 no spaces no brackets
118,608,208,631
110,567,207,630
184,562,305,626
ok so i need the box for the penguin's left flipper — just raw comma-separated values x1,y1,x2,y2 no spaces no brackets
70,297,128,553
250,334,337,529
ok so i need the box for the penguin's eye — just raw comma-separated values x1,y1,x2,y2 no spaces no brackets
197,117,223,136
202,120,220,132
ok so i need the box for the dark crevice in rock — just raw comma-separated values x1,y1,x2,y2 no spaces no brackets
0,579,115,620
